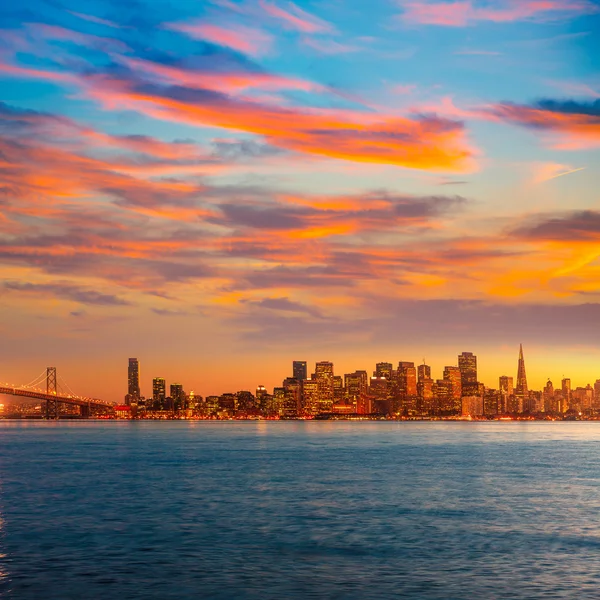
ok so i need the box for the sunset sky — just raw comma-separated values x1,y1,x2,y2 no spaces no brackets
1,0,599,400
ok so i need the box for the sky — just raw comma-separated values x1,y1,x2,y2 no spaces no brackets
0,0,599,401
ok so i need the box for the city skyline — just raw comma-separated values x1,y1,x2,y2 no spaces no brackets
106,344,600,418
118,344,599,406
0,0,599,397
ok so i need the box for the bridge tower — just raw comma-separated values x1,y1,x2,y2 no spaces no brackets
45,367,58,419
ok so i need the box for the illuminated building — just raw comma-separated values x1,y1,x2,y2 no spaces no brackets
205,395,220,415
515,344,528,405
418,363,431,381
370,376,391,414
170,383,185,410
219,393,236,413
314,361,334,413
293,361,308,382
333,375,345,403
301,379,319,417
282,378,301,417
499,376,514,414
273,387,286,416
375,362,393,379
433,379,453,415
417,377,434,414
462,396,484,417
152,377,166,409
543,379,555,413
458,352,478,396
345,370,368,413
591,380,600,411
256,385,269,412
127,358,140,405
236,391,256,412
562,378,571,412
397,362,417,396
483,389,499,417
443,366,462,412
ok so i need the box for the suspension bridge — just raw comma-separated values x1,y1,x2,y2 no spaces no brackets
0,367,114,418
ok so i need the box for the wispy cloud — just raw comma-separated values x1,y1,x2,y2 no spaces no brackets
166,21,274,57
397,0,597,27
259,0,335,33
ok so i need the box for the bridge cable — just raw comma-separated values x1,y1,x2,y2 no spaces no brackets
20,370,48,389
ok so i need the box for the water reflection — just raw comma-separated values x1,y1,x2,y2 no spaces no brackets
1,421,600,599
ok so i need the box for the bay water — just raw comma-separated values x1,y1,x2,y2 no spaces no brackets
1,421,599,599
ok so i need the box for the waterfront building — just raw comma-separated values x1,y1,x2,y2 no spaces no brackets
127,358,140,405
462,396,484,417
515,344,528,406
458,352,478,396
443,366,462,412
314,361,335,413
499,375,514,414
375,362,393,379
483,389,499,417
170,383,185,410
301,379,319,417
562,378,571,412
293,361,307,382
418,363,431,382
282,378,301,417
152,377,166,409
397,362,417,397
345,370,368,413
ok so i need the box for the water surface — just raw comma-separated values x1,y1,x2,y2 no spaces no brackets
1,421,599,599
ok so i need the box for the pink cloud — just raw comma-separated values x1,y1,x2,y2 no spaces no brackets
166,22,273,57
398,0,597,26
260,0,335,33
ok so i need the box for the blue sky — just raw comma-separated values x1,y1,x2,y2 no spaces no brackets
0,0,599,399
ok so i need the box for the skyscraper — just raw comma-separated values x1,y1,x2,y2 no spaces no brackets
458,352,478,396
152,377,166,408
127,358,140,404
397,361,417,396
314,361,334,413
443,366,462,410
418,363,431,382
170,383,184,410
293,361,307,382
345,370,368,411
515,344,528,400
375,362,393,379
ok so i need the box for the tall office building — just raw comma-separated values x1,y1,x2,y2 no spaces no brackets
418,363,431,382
458,352,478,396
375,362,393,379
170,383,185,408
397,362,417,396
152,377,166,406
515,344,528,399
499,376,514,396
561,378,571,411
499,375,514,414
443,366,462,407
127,358,140,404
344,371,369,404
293,361,307,382
314,361,334,413
301,379,319,416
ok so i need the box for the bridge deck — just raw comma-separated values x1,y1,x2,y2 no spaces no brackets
0,386,113,410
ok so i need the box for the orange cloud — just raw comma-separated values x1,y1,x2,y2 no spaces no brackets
82,75,475,172
489,101,600,149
